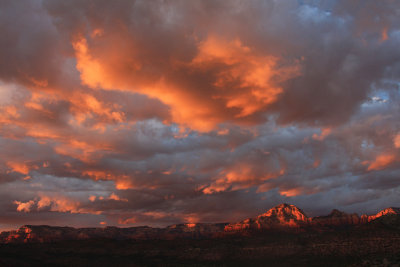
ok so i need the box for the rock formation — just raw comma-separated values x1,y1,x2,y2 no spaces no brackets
310,209,361,226
224,203,308,231
2,204,400,243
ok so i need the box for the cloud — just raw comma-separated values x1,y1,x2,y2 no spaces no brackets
312,128,332,141
394,134,400,148
1,0,400,229
366,153,397,171
14,200,35,213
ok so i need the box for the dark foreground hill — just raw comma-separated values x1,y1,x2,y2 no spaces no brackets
1,204,400,266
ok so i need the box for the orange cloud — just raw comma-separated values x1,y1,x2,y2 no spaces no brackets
14,200,35,212
108,193,128,202
72,36,217,131
394,134,400,148
203,164,284,194
114,179,137,190
37,195,82,213
279,186,321,197
7,161,32,175
82,170,114,181
0,89,131,166
82,170,135,190
0,106,20,128
14,195,101,215
73,38,105,89
84,193,128,203
54,140,113,162
312,127,332,141
193,36,299,118
72,34,300,131
367,153,397,171
312,159,321,168
69,92,125,128
3,106,19,119
279,188,302,197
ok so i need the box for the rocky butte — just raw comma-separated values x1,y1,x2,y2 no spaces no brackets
1,203,400,243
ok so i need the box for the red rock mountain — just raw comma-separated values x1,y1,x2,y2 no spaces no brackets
225,203,308,231
366,207,400,222
2,204,400,243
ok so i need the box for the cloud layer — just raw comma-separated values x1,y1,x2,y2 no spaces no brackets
1,0,400,230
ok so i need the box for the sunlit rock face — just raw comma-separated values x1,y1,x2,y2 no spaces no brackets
224,203,309,231
224,205,400,231
364,207,400,222
0,225,77,243
310,209,361,226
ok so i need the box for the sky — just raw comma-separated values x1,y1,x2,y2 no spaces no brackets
1,0,400,231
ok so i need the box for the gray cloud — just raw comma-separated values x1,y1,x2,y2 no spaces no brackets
1,0,400,229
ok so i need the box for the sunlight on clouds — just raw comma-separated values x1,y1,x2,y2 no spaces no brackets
394,134,400,148
312,128,332,141
193,36,300,118
203,164,285,194
72,34,300,132
108,193,128,202
73,38,105,89
14,200,35,212
6,161,32,175
1,0,400,229
279,188,302,197
367,153,397,171
14,195,101,215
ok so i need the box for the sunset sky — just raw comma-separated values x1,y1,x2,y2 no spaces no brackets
1,0,400,231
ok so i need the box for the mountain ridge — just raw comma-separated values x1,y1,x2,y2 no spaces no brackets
2,203,400,243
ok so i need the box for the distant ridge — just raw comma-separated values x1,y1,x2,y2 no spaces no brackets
224,203,308,231
1,203,400,243
365,207,400,222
